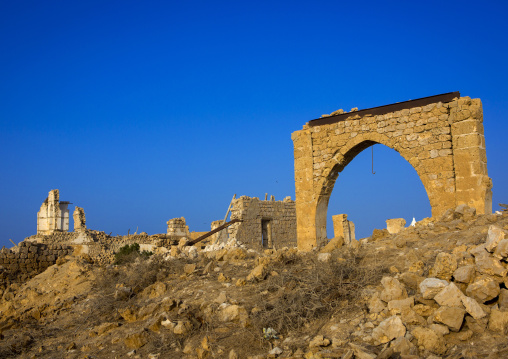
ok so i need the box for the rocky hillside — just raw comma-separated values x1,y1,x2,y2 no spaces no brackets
0,207,507,359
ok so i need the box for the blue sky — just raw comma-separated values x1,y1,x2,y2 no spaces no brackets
1,0,507,247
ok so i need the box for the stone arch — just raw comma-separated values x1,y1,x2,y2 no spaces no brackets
292,93,492,251
314,133,433,243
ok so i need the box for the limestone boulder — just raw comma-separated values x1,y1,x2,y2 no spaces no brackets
368,294,386,314
485,225,505,252
380,277,407,302
475,254,508,277
371,316,406,344
432,306,465,331
466,277,500,303
434,282,465,307
399,271,425,290
247,264,266,281
124,330,149,349
498,289,508,311
453,265,475,283
400,309,426,326
411,326,446,355
494,239,508,259
413,304,435,317
419,278,448,299
429,252,457,280
461,295,486,319
387,297,414,314
317,253,331,262
429,323,449,336
488,309,508,333
320,237,344,253
218,305,249,327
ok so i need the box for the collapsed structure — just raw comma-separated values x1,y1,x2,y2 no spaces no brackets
227,195,297,249
36,189,70,235
293,92,493,250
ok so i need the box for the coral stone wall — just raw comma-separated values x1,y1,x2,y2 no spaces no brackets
0,241,73,290
229,196,297,249
292,96,492,251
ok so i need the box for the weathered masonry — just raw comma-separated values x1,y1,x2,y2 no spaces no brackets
292,92,492,251
228,196,297,249
37,189,70,235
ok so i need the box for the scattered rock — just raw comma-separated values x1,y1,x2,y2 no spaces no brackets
124,330,149,349
466,277,500,303
488,309,508,333
461,295,487,319
432,306,465,332
380,277,408,302
419,278,448,299
411,327,446,355
453,265,475,283
429,252,457,280
372,315,406,344
433,282,464,308
247,264,266,281
485,225,505,252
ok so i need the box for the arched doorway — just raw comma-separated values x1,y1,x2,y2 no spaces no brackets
292,93,492,251
326,143,431,240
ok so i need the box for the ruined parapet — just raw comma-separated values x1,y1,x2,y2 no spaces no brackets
228,195,296,249
167,217,190,238
73,207,86,232
332,214,355,245
37,189,70,235
386,218,406,234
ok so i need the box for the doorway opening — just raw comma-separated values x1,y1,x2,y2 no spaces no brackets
261,219,272,248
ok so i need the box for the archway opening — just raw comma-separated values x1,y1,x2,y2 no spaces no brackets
325,143,431,240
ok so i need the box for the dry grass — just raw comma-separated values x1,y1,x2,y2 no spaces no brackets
251,249,388,335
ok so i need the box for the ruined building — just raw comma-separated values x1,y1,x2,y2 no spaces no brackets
228,196,297,249
167,217,190,238
293,92,493,250
37,189,70,235
73,207,86,232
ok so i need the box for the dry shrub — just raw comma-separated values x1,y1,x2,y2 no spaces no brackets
252,249,387,334
88,255,189,325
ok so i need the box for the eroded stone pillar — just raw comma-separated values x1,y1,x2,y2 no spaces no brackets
332,214,355,245
73,207,86,232
450,98,492,214
167,217,190,238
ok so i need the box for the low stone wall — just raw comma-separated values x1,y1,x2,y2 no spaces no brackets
0,241,73,290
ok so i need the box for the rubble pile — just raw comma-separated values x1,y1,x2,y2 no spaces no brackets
0,207,507,358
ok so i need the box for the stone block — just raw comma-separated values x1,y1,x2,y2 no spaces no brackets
386,218,406,234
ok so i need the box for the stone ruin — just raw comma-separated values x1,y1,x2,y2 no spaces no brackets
73,207,86,232
293,92,493,250
166,217,190,238
37,189,70,235
227,195,297,249
332,214,356,245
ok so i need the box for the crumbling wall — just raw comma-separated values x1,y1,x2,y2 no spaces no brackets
73,207,86,232
0,241,73,290
37,189,70,234
167,217,190,237
229,196,296,249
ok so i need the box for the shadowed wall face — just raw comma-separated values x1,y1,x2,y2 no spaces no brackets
292,96,492,251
